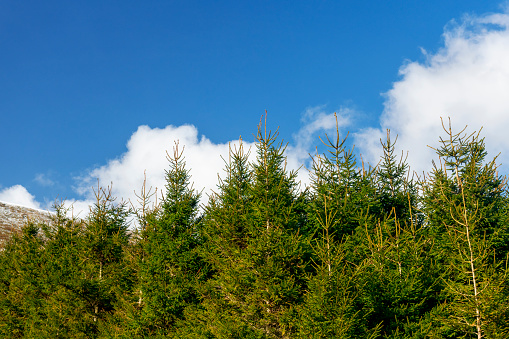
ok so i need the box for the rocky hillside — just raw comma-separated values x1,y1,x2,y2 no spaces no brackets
0,201,53,246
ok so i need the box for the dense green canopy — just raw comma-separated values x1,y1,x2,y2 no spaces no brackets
1,118,508,338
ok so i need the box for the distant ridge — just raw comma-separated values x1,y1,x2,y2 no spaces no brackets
0,201,54,246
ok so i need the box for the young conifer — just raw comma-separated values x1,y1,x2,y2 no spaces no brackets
180,139,256,337
37,203,93,338
0,221,46,338
423,120,509,338
301,115,378,338
298,191,373,338
244,118,309,337
79,186,131,335
340,130,436,337
194,117,309,338
308,114,376,245
138,142,205,335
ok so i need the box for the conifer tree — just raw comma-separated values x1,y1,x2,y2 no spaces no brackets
425,122,509,257
241,120,309,337
356,212,440,338
318,129,436,337
86,186,131,327
106,174,160,337
308,114,377,246
0,202,110,338
4,116,509,337
36,203,92,338
375,130,419,225
185,140,255,337
0,221,46,338
423,120,509,338
297,191,375,338
138,142,206,336
193,118,309,338
360,131,436,336
302,116,379,338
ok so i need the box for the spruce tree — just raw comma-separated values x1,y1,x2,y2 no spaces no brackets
72,186,132,337
37,203,93,338
0,221,46,338
308,114,377,246
138,142,206,336
106,175,159,338
241,121,308,337
297,191,373,338
184,140,256,337
302,116,379,338
423,120,509,338
356,131,437,337
193,119,309,338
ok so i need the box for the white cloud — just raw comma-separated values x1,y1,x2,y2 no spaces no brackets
34,173,54,187
74,124,257,215
356,10,509,175
72,111,348,216
0,185,42,210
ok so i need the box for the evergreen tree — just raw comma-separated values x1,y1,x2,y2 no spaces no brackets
422,120,509,338
138,142,206,336
297,191,376,338
0,221,46,338
36,203,93,338
308,114,378,246
375,130,420,225
3,117,509,337
193,119,309,338
73,186,132,337
183,139,255,337
105,174,160,338
239,121,309,337
302,117,379,338
360,131,437,337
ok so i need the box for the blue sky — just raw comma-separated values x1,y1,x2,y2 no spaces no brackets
1,1,509,211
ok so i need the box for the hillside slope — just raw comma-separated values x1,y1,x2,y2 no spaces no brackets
0,201,53,246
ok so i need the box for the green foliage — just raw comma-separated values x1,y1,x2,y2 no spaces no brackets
136,142,208,336
424,120,509,256
297,193,371,339
308,115,377,246
0,222,46,338
192,119,309,338
353,131,436,338
1,117,508,338
84,186,132,324
0,190,132,339
422,119,509,338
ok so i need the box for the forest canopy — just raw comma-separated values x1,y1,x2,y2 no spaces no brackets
1,117,508,339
